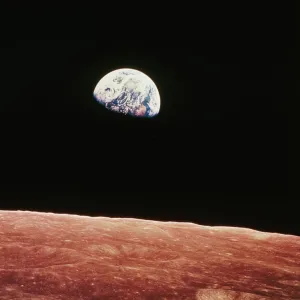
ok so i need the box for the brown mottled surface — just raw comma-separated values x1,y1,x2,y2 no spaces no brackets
0,211,299,299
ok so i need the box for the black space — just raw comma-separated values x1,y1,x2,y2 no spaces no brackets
0,3,295,234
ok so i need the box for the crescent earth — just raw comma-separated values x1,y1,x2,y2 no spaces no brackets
93,68,160,118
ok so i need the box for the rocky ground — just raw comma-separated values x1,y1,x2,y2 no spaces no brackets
0,210,299,299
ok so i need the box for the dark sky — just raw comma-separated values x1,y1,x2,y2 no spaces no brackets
0,3,294,234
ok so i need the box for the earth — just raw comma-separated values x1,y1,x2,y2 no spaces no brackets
93,68,160,118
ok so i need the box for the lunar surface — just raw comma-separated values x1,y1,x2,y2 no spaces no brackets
0,210,299,299
93,68,160,117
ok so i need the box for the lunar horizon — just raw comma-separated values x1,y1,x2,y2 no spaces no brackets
0,210,299,299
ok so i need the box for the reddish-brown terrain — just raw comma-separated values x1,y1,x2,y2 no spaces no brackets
0,210,299,299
